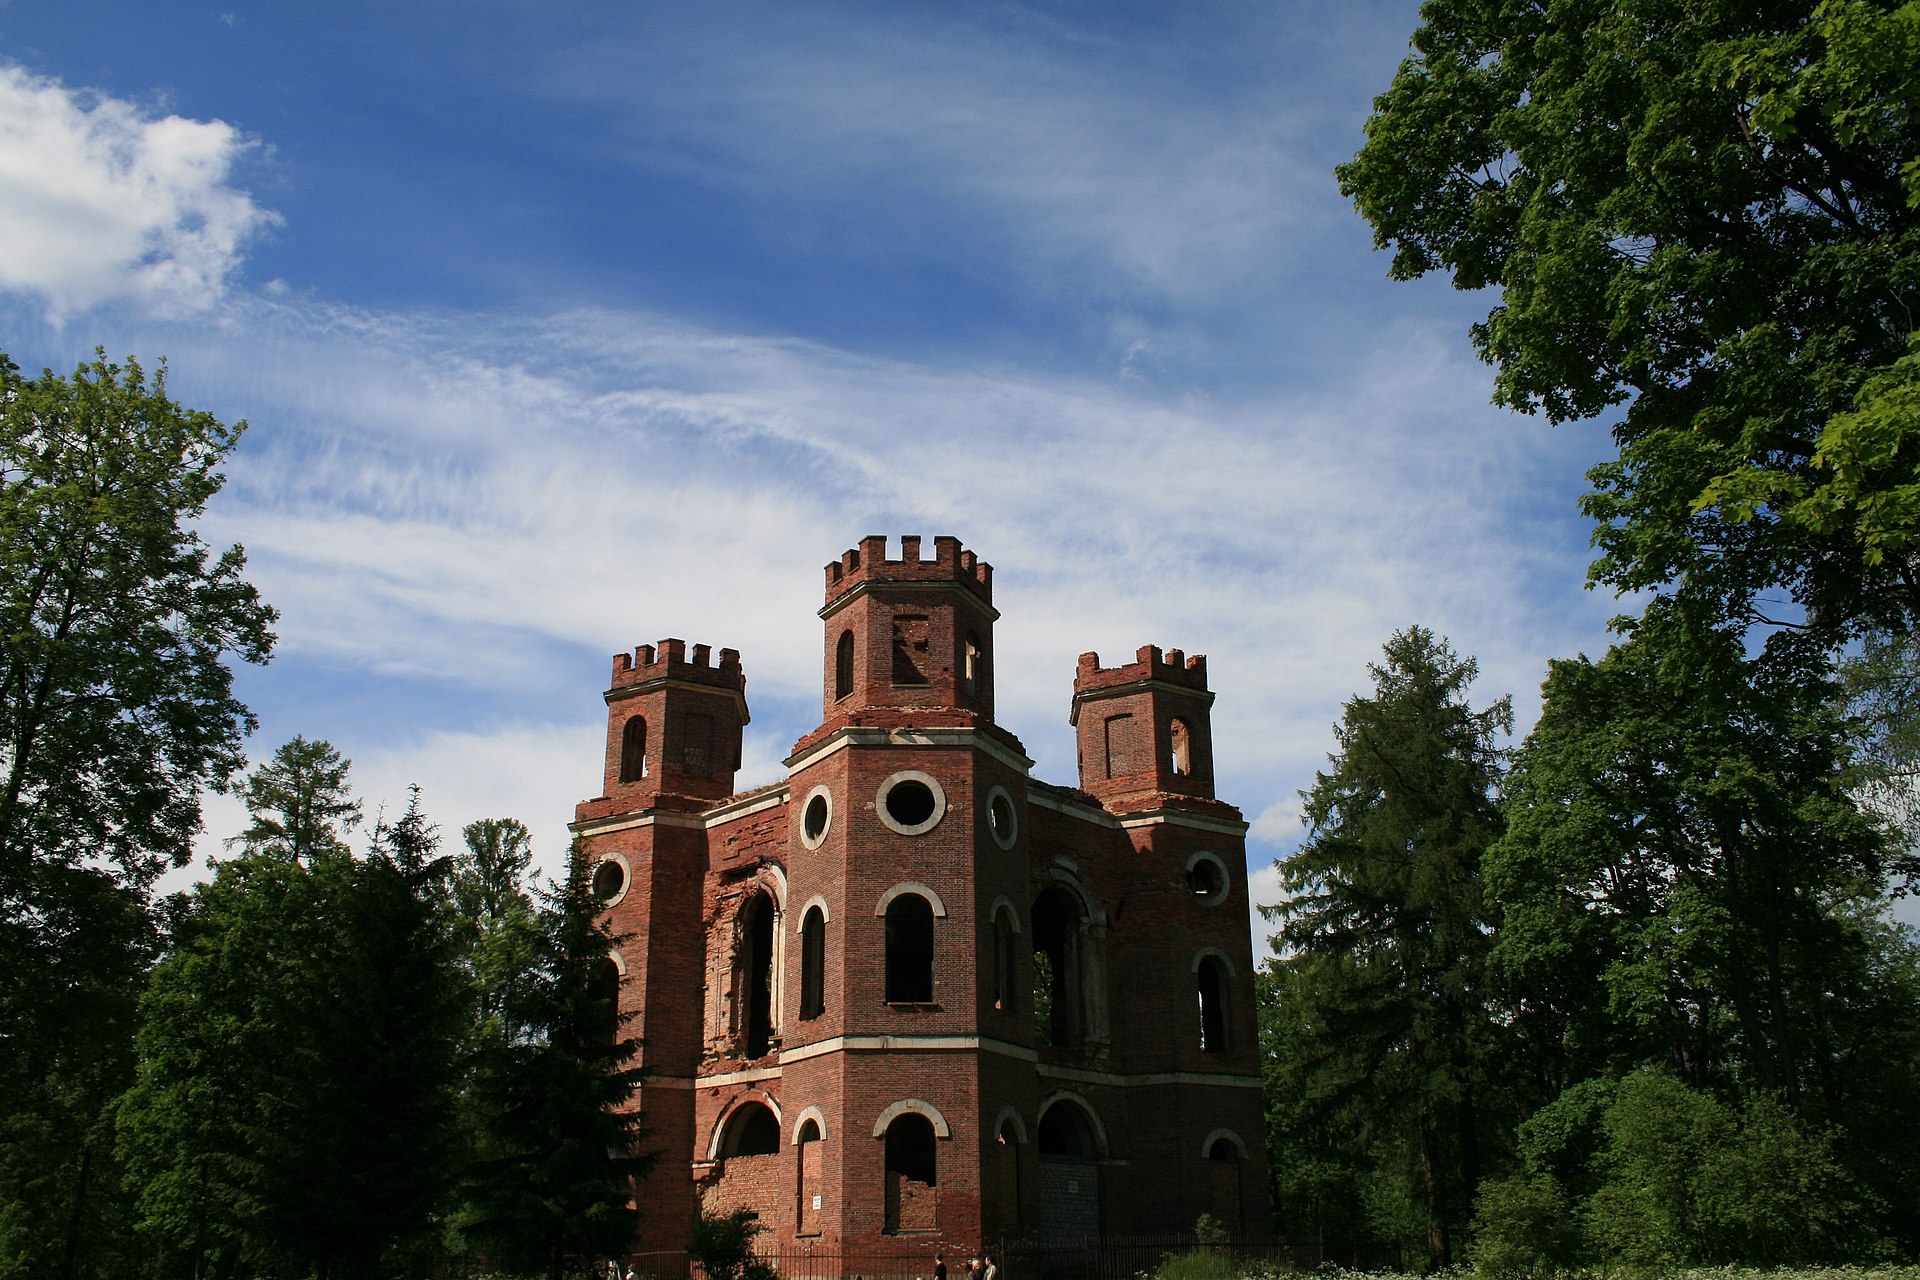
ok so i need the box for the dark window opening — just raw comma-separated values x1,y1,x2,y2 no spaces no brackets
592,859,626,901
963,633,987,695
1198,957,1228,1054
1170,717,1193,776
804,792,831,843
1037,1103,1098,1160
797,1118,823,1234
800,906,826,1020
885,894,935,1003
883,1112,938,1234
883,779,937,828
992,910,1016,1013
1208,1138,1238,1162
619,716,648,782
1188,859,1225,898
835,630,855,700
988,792,1016,845
721,1102,781,1157
589,959,621,1048
1031,886,1084,1049
891,614,931,685
740,891,776,1057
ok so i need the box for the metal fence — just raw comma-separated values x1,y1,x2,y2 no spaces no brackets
424,1233,1371,1280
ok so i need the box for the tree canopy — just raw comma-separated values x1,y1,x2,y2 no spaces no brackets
0,350,273,1280
1337,0,1920,634
1266,627,1511,1267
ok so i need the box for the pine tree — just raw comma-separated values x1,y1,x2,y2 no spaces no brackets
1265,627,1509,1266
458,841,651,1277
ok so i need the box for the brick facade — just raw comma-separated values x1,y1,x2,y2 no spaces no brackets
573,536,1270,1263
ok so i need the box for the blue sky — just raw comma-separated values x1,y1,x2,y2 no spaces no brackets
0,1,1630,945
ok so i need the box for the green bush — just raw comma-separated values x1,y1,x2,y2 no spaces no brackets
688,1209,777,1280
1468,1174,1583,1278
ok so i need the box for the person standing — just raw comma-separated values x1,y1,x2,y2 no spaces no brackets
934,1255,948,1280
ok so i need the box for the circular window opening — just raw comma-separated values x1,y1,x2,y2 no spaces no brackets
876,771,947,836
885,779,937,828
986,787,1018,849
592,859,627,902
1186,854,1229,904
805,793,831,843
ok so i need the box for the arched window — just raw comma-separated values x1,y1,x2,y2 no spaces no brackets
1031,886,1085,1048
1037,1100,1101,1160
963,632,986,695
992,907,1017,1013
885,893,935,1003
589,958,621,1048
1169,717,1192,776
1197,955,1229,1053
835,629,855,700
737,891,776,1057
797,1117,823,1235
719,1102,781,1157
800,906,826,1020
619,715,648,782
883,1112,938,1234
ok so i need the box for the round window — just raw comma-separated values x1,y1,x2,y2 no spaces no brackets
800,785,834,849
875,771,947,836
986,785,1018,850
592,857,628,903
1185,853,1230,905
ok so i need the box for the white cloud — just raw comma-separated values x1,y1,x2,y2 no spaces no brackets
130,289,1617,959
0,64,277,318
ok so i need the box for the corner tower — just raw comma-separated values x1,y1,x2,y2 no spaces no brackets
1070,644,1220,812
596,639,748,811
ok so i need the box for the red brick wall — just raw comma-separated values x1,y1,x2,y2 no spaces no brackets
576,538,1272,1259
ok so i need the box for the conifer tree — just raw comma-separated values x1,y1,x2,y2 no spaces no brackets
1266,627,1510,1266
457,841,651,1277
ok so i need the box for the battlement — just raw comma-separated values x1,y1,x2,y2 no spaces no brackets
823,534,992,606
1074,644,1209,695
611,638,745,690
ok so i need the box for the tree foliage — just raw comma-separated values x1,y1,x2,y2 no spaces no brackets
1338,1,1920,633
120,762,469,1280
0,350,272,1280
455,840,650,1276
0,350,274,890
1265,627,1510,1267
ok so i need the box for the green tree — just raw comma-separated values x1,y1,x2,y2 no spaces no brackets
0,350,273,1280
457,841,651,1277
121,775,470,1280
118,854,328,1280
1265,627,1511,1267
226,735,360,864
452,817,541,1038
1487,605,1920,1251
1337,2,1920,636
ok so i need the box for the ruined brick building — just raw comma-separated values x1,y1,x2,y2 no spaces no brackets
572,536,1269,1259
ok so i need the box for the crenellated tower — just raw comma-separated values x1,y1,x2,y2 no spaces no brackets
819,533,997,724
1070,644,1220,811
595,638,748,812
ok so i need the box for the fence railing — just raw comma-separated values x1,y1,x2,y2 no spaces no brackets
423,1233,1370,1280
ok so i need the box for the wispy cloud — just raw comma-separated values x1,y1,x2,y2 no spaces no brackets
537,9,1329,320
116,291,1617,922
